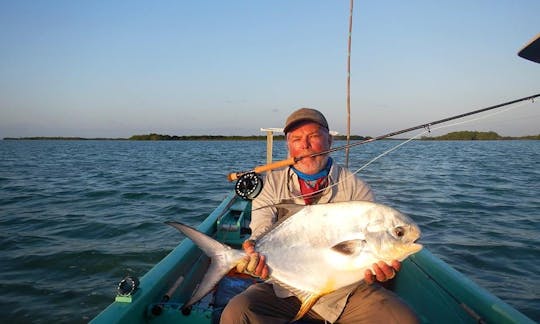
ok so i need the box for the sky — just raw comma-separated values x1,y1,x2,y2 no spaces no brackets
1,0,539,139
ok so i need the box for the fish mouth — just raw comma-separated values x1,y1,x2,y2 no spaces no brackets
411,242,423,253
410,238,423,253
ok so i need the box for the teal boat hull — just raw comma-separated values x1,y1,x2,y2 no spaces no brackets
92,193,534,324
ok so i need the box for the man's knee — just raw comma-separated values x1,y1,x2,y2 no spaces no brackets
380,296,419,324
220,293,250,323
340,284,419,324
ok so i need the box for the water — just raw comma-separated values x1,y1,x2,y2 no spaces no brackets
1,140,538,322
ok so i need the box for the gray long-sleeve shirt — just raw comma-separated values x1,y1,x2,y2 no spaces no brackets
250,163,374,322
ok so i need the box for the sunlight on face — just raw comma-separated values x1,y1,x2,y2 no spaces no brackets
286,122,332,174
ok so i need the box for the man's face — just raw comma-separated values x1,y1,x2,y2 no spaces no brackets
286,122,332,175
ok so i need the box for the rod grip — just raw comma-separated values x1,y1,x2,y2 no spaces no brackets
227,157,296,182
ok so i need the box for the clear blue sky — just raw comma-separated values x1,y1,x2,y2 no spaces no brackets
1,0,539,138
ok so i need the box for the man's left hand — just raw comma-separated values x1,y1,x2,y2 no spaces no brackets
364,260,401,284
235,239,269,279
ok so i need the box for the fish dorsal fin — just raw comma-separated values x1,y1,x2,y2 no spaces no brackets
273,202,306,227
273,201,304,220
331,239,366,255
251,201,306,239
253,200,305,220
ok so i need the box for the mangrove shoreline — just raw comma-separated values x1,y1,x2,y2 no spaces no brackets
3,131,540,141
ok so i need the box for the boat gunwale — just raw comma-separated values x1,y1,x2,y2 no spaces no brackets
90,193,238,323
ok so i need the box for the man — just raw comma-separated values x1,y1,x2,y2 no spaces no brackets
220,108,418,323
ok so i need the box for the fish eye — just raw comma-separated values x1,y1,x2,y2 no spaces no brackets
394,226,405,237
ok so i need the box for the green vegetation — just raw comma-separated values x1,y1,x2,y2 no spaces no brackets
128,134,280,140
127,134,372,141
335,135,372,141
4,132,538,141
421,131,540,140
128,134,371,141
3,136,125,140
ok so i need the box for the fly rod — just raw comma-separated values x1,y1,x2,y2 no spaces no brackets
227,93,539,182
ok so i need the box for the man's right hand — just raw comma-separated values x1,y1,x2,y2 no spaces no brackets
235,240,269,279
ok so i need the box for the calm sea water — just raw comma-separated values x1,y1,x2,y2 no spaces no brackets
1,140,538,322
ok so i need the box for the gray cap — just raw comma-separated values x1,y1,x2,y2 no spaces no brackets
283,108,329,134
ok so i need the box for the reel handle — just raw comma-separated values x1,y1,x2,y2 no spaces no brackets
227,157,296,181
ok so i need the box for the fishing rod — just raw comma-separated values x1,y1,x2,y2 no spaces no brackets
228,93,539,197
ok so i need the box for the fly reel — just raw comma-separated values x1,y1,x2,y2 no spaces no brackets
117,276,139,296
115,275,140,303
234,172,263,200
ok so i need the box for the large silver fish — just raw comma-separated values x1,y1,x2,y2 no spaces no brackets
166,201,422,320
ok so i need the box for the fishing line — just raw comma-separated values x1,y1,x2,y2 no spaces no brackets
228,93,539,184
423,99,533,134
230,93,539,200
308,93,539,160
274,97,537,203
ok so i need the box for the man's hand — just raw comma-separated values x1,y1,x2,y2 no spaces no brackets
235,240,269,279
364,260,401,285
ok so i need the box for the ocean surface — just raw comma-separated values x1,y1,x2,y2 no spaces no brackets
1,139,538,322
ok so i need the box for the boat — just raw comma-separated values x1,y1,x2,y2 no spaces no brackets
92,127,537,324
518,33,540,64
90,190,534,324
92,34,539,324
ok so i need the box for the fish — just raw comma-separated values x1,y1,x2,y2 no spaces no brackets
166,200,422,321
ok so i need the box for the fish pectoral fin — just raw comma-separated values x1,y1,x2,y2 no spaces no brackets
292,293,322,322
331,239,366,255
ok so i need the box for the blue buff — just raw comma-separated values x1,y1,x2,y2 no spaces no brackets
292,157,333,181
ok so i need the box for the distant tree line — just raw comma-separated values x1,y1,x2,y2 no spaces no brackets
421,131,540,140
4,132,538,141
128,133,280,141
3,136,124,140
128,133,373,141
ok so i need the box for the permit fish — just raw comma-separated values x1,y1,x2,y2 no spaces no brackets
166,201,422,321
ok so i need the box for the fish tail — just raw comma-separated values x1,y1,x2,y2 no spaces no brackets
165,221,245,308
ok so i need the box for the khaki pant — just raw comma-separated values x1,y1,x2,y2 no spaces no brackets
220,282,419,324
